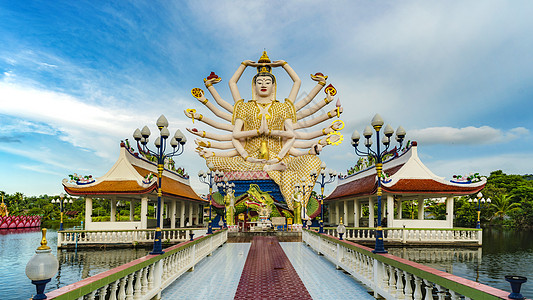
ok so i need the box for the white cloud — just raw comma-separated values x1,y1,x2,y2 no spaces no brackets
426,152,533,178
409,126,529,145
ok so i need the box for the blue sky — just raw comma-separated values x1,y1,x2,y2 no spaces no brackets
1,1,532,197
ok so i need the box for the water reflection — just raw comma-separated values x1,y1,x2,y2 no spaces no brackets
396,228,533,299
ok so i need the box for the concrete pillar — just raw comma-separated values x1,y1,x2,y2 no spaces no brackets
387,195,394,228
189,202,194,226
129,200,135,221
85,197,92,229
369,197,375,228
446,197,454,228
180,201,186,227
170,200,176,229
353,199,360,227
335,201,340,224
418,197,425,220
110,198,116,222
141,196,148,229
397,198,403,220
343,200,348,225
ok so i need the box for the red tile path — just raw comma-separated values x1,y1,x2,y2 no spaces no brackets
234,236,312,300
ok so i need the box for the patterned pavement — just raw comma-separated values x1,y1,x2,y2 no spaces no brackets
234,236,312,300
281,242,375,300
161,243,251,299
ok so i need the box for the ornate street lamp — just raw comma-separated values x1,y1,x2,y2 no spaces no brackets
351,114,406,254
311,162,337,233
217,178,235,228
294,176,314,223
51,193,73,231
26,228,59,300
337,218,346,240
468,192,491,229
133,115,187,255
199,164,223,234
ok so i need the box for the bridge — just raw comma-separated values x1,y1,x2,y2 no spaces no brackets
44,229,511,300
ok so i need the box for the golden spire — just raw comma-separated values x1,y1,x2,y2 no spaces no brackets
37,228,51,250
258,51,271,63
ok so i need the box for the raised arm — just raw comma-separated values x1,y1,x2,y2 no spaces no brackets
296,91,335,120
229,60,254,103
272,60,301,103
293,107,343,130
186,128,232,141
294,73,328,111
204,76,234,113
184,109,233,132
196,148,239,159
191,88,232,122
195,139,233,150
294,120,343,140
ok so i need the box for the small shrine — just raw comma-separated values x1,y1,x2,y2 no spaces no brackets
326,141,486,228
185,51,345,227
63,141,206,230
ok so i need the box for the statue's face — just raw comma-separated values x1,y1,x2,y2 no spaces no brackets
255,75,274,98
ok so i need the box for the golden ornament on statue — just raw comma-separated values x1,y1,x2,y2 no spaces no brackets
191,88,204,98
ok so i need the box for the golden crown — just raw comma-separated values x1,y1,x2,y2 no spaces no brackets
257,51,272,74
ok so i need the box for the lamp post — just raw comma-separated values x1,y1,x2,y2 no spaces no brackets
337,218,346,240
133,115,187,255
217,178,235,228
51,193,73,231
351,114,406,254
198,164,223,234
468,192,491,229
311,162,337,234
294,176,314,223
26,228,59,300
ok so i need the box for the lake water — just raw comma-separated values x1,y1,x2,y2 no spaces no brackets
1,227,531,299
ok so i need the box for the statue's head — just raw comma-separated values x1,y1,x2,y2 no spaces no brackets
252,51,276,101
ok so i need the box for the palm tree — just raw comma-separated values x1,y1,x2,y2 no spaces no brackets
490,194,520,222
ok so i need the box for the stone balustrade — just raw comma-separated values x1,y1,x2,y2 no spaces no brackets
303,230,509,299
58,228,208,248
47,230,227,299
321,227,482,245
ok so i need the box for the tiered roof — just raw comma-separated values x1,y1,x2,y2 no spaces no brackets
63,142,204,202
327,141,486,202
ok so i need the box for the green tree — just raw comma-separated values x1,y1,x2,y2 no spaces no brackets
490,194,520,222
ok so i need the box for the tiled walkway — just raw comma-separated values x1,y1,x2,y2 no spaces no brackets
161,243,251,299
161,238,374,299
234,236,312,299
281,242,375,299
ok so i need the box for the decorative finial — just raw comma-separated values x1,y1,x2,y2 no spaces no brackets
37,228,51,250
258,50,271,63
340,217,343,225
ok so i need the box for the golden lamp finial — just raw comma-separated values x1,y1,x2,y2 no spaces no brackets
37,228,51,250
258,51,271,64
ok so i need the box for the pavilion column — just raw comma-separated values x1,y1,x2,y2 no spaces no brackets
343,200,348,225
141,196,148,229
170,200,176,229
189,203,194,226
199,204,204,225
129,200,135,221
446,196,454,228
368,197,375,228
110,197,116,222
85,197,92,229
387,195,394,228
418,197,425,220
397,198,403,220
180,201,186,227
335,201,340,225
353,199,360,227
